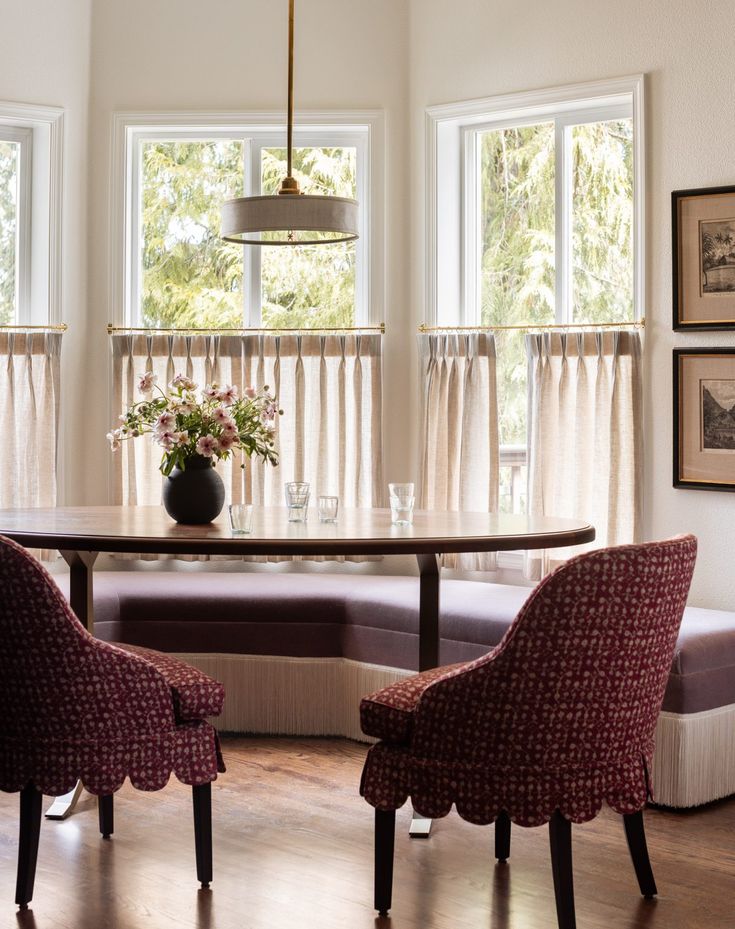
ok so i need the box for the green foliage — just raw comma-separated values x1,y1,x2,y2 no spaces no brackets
0,141,18,326
479,119,634,446
139,141,357,330
260,147,356,328
141,140,245,329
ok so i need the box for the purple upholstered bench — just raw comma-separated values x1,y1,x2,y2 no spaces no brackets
55,571,735,808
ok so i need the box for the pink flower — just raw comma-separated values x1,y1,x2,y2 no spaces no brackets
154,412,176,433
156,431,178,450
221,419,238,435
196,434,219,458
218,433,237,451
217,384,238,405
138,371,157,394
171,395,196,414
106,430,122,451
244,386,257,399
203,383,219,400
211,406,231,425
170,374,197,391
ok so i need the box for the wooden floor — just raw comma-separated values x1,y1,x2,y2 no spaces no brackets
0,737,733,929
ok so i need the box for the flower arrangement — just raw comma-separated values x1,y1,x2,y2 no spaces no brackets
108,371,282,476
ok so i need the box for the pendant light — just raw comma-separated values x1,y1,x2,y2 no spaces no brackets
221,0,359,246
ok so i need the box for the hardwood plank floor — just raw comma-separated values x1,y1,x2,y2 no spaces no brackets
0,737,733,929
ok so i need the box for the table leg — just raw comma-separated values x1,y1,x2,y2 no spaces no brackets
409,553,441,839
47,551,98,820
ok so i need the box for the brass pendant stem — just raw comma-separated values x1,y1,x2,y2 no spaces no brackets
287,0,295,181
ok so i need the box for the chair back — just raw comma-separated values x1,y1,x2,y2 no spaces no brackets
417,537,697,773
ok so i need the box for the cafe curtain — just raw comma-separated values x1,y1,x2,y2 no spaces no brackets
525,329,643,579
0,331,62,559
418,332,499,571
110,332,383,562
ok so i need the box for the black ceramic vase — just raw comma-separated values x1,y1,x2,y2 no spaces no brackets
162,454,225,524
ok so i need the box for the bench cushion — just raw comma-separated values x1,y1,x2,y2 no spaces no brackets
54,571,735,716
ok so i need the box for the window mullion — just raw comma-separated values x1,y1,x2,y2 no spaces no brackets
554,120,573,325
247,140,262,327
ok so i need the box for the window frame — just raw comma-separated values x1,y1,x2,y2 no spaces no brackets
113,112,383,329
425,75,645,328
0,101,64,326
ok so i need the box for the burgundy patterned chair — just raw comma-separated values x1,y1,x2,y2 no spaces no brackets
360,537,698,929
0,536,226,909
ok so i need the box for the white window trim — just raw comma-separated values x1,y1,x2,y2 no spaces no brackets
0,100,64,325
425,75,645,327
111,110,385,328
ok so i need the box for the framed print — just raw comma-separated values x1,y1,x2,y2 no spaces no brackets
674,348,735,491
673,185,735,330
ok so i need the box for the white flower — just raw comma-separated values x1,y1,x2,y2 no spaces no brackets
138,371,157,394
196,434,219,458
171,395,196,414
106,430,122,451
156,430,178,450
170,374,197,392
218,433,237,451
154,412,176,434
174,431,189,446
244,386,257,399
217,384,238,406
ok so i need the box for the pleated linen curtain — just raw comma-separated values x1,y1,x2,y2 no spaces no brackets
418,332,499,571
110,332,383,562
525,329,643,580
0,331,62,559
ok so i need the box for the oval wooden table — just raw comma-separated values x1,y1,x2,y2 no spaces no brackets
0,505,594,827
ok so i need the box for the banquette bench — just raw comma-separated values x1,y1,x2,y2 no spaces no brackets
56,571,735,809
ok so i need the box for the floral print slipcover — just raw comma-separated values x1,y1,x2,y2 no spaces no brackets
360,537,697,827
0,536,225,796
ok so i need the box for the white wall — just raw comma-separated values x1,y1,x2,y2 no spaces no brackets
84,0,412,508
0,0,92,510
409,0,735,609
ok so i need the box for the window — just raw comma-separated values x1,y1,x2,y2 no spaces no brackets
0,102,63,326
118,115,381,329
428,78,644,515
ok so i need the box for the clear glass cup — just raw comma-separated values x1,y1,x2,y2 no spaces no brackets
285,481,310,522
389,482,415,526
317,495,339,523
229,503,254,534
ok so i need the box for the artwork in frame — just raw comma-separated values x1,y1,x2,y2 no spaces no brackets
673,348,735,491
672,185,735,330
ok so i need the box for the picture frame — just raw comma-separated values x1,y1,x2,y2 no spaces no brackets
673,348,735,491
672,185,735,330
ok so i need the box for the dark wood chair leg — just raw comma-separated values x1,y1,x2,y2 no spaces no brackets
16,784,42,909
375,809,396,917
98,794,114,839
623,810,658,898
549,810,576,929
192,783,213,888
495,810,511,863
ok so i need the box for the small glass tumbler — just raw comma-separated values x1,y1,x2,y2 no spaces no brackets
285,481,310,522
229,503,254,534
317,495,339,523
389,482,415,526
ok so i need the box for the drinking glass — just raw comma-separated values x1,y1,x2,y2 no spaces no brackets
389,482,415,526
317,495,339,523
229,503,254,534
285,481,310,522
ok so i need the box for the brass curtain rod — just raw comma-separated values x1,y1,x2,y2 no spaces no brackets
108,323,385,335
419,320,645,333
0,323,67,331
